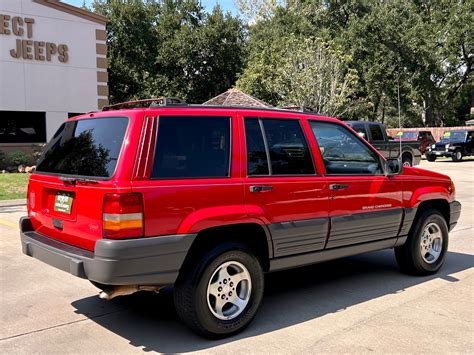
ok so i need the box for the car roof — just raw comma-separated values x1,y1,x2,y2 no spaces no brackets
70,105,342,124
344,120,379,125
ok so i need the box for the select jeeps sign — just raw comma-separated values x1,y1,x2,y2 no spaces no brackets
0,14,69,63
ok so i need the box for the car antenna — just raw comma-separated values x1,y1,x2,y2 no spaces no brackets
398,71,402,161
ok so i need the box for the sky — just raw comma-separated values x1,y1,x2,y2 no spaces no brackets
63,0,238,15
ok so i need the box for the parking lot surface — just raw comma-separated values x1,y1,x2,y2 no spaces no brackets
0,160,473,353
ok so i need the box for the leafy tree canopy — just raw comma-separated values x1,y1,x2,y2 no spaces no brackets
91,0,245,103
90,0,472,127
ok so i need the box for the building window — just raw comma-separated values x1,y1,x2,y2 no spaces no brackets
0,111,47,143
68,113,84,118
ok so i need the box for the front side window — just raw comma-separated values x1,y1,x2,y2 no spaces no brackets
310,121,382,175
152,116,231,178
369,124,384,141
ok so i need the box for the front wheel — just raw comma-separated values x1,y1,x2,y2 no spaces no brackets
395,209,448,275
174,245,264,338
426,154,436,162
452,149,463,162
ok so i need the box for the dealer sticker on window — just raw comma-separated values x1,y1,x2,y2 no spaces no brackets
54,192,73,214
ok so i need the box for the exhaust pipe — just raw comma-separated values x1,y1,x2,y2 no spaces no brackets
99,285,163,300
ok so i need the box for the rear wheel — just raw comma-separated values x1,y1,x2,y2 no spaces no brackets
174,244,264,338
395,209,448,275
426,154,436,162
452,149,463,162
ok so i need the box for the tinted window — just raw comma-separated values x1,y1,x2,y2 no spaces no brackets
0,111,46,143
68,112,84,118
245,119,269,175
310,121,382,175
351,124,368,139
36,117,128,178
261,119,314,175
152,116,230,178
369,124,384,141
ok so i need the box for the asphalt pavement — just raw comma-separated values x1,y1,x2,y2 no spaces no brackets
0,159,472,353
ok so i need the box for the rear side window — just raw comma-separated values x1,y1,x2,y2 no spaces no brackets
152,116,231,178
245,119,269,175
36,117,128,178
244,118,315,176
369,124,384,141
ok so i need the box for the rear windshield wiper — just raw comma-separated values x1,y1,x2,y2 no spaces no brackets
59,176,99,185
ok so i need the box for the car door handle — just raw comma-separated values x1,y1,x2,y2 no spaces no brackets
250,185,273,193
329,184,349,190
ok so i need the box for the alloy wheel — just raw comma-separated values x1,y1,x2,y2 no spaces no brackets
420,222,443,264
206,261,252,320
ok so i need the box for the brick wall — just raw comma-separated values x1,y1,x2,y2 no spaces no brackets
386,126,471,141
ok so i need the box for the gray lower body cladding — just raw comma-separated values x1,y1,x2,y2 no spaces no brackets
20,201,461,285
20,217,196,286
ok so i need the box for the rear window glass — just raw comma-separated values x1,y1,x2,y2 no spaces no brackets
152,116,231,179
369,124,384,141
262,119,315,175
245,119,269,175
36,117,128,178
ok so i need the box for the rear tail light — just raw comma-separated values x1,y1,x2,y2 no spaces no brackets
103,193,144,239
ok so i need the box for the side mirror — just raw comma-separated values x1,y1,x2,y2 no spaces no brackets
385,158,403,176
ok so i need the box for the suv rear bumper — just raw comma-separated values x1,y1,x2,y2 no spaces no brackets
20,217,196,286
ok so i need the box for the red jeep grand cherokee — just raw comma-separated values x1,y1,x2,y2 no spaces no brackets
20,100,461,338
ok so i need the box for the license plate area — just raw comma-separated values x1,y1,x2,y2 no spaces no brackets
42,188,77,221
54,192,73,214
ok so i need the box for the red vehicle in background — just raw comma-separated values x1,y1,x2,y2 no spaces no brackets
394,130,436,155
20,99,461,338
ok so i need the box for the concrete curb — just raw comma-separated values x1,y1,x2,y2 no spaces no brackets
0,199,27,207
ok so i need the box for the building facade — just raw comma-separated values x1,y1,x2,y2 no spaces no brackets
0,0,107,156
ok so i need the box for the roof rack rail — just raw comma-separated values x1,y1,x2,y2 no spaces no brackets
102,97,187,111
280,106,319,113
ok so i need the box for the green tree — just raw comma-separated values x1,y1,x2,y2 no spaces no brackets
239,35,358,117
239,0,472,126
91,0,159,103
91,0,245,104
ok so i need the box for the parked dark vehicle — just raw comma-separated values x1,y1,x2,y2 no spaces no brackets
393,130,435,155
426,130,474,162
346,121,421,166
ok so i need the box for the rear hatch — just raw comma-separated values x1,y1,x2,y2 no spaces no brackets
28,116,132,251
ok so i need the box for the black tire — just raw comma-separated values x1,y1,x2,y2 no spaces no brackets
452,149,463,162
395,209,448,275
402,153,413,167
174,243,264,338
426,154,436,162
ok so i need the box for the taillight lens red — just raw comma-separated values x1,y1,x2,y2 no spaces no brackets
103,193,144,239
